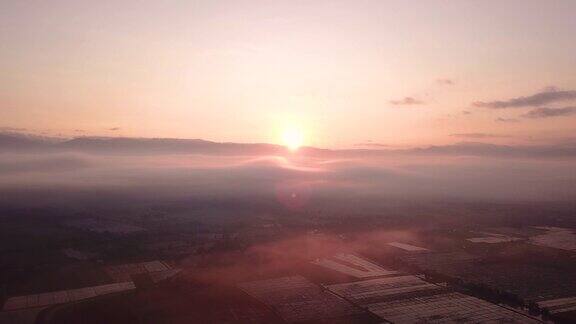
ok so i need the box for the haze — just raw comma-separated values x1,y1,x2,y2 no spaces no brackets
3,3,576,323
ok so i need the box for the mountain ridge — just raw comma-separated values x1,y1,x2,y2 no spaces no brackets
1,132,575,158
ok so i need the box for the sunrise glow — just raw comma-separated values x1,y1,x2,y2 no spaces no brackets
281,128,304,151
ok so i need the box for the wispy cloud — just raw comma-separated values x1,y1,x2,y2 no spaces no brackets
495,117,519,123
354,142,393,148
436,78,455,86
473,89,576,109
389,97,424,106
0,127,27,132
522,106,576,119
450,133,509,139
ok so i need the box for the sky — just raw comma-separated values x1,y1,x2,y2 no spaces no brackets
2,0,576,148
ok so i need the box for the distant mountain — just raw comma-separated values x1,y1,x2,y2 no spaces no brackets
409,141,576,158
0,132,60,151
58,137,289,155
2,133,575,158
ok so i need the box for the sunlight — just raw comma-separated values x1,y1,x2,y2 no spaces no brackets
281,127,304,151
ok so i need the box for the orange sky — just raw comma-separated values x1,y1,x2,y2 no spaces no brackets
2,0,576,148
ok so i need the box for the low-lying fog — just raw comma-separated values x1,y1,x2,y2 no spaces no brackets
0,148,574,209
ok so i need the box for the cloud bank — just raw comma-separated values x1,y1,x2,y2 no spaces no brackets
0,146,574,206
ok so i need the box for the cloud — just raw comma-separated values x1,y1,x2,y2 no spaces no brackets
109,127,121,131
437,78,455,86
354,142,393,148
473,89,576,109
450,133,509,139
389,97,424,106
495,117,519,123
0,127,27,132
522,106,576,119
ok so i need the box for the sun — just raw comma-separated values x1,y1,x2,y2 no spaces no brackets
281,128,304,151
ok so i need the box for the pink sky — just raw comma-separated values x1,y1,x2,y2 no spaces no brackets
2,0,576,148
